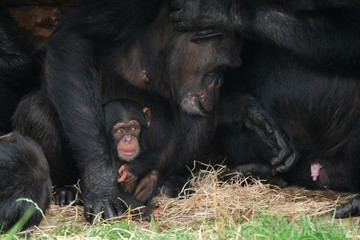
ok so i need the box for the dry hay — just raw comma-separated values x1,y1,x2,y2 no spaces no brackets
151,164,357,228
32,164,357,234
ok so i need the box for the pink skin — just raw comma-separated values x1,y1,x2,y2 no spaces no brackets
117,164,137,183
152,208,163,219
310,163,322,181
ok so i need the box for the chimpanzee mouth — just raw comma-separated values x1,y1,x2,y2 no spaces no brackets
119,148,140,162
121,151,136,157
195,97,211,116
180,93,207,116
180,67,224,116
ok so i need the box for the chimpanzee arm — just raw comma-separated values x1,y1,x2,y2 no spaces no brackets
0,7,34,83
127,152,159,179
170,0,360,75
218,94,298,174
43,36,134,223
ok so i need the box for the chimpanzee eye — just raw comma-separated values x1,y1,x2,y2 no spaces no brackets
191,30,225,43
130,126,137,132
116,128,125,135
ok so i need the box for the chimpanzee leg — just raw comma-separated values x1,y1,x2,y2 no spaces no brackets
12,90,79,205
0,132,51,232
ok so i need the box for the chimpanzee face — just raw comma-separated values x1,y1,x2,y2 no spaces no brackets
167,29,243,116
112,120,141,162
114,6,243,116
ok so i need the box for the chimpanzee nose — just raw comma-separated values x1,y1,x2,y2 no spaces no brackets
124,135,132,144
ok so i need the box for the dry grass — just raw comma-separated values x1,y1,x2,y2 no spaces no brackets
31,164,358,236
150,164,356,229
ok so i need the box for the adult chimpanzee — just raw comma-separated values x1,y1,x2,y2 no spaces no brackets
170,0,360,217
0,132,51,233
0,6,48,232
103,98,159,204
13,0,297,223
0,6,38,134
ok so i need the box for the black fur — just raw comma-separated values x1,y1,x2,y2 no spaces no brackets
13,0,234,222
0,132,51,233
170,0,360,217
13,0,295,223
0,6,46,232
0,6,38,134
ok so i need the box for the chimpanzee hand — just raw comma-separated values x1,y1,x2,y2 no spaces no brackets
117,164,137,183
242,97,298,174
82,167,153,223
170,0,248,31
82,185,126,223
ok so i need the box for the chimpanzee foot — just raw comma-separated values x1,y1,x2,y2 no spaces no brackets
128,205,153,221
221,164,288,187
222,163,272,180
242,96,299,174
156,175,193,197
333,196,360,218
53,186,82,206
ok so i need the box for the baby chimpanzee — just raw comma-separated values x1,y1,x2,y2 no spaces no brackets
103,99,159,203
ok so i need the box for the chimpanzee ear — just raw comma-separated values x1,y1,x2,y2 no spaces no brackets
0,132,16,141
143,107,151,127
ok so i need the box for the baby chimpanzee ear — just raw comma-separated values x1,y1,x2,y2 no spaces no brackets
142,107,151,127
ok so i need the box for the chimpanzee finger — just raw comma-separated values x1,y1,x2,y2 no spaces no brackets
84,204,94,223
244,120,275,147
245,116,298,173
271,129,298,171
114,201,125,216
169,11,194,31
66,190,75,205
269,129,291,163
265,121,274,133
54,193,60,205
258,121,277,146
117,174,127,183
54,190,66,205
91,204,105,222
270,141,290,166
103,202,117,220
272,151,298,174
